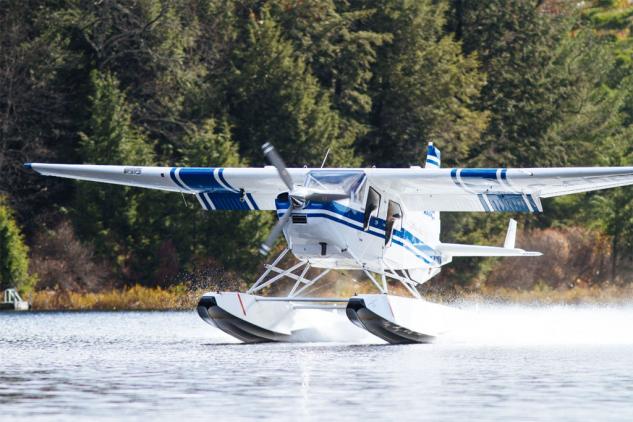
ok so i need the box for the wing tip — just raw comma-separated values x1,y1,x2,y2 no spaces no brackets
522,251,543,257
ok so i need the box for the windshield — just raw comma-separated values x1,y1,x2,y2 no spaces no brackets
304,170,366,200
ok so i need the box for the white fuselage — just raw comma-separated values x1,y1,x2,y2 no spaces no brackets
278,182,449,283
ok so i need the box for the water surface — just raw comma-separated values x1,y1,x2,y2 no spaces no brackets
1,305,633,421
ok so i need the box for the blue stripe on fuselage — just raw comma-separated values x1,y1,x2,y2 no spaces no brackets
275,200,436,264
301,210,432,264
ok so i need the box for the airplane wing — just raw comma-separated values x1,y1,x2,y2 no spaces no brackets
25,163,633,212
24,163,303,211
365,167,633,212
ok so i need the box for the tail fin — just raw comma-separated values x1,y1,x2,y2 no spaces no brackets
423,142,441,241
425,142,441,168
504,219,517,249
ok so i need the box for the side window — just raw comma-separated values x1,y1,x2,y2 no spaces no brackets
385,200,403,246
363,187,381,231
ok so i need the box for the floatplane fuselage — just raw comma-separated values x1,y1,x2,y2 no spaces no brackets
25,142,633,343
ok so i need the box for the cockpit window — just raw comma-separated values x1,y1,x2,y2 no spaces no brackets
304,170,366,200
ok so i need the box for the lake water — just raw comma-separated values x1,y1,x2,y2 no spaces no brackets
2,304,633,421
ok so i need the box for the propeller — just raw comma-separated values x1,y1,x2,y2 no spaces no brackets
262,142,293,191
259,143,350,255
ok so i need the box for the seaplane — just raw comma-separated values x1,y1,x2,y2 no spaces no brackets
24,143,633,343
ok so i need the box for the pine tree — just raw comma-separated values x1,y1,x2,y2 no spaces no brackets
175,118,273,275
180,118,242,167
361,0,488,167
228,7,359,167
541,29,627,166
451,1,577,166
0,0,78,221
76,70,156,279
446,2,633,284
271,0,391,141
79,71,154,165
59,0,206,151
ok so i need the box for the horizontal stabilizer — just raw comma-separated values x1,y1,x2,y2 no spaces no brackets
437,243,541,257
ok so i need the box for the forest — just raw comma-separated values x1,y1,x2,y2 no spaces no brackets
2,0,633,299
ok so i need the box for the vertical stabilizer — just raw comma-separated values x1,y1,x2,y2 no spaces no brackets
504,219,517,249
425,142,441,168
422,143,442,244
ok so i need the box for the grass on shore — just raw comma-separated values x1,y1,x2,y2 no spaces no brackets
31,284,202,311
28,282,633,311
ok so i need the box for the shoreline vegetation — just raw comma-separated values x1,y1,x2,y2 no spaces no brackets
26,283,633,311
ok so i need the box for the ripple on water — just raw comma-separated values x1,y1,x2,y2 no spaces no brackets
1,307,633,421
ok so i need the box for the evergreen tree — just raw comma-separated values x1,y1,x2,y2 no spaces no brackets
0,0,80,221
540,29,627,166
79,71,154,165
76,70,156,279
361,0,488,167
152,118,273,279
228,7,359,167
441,1,633,285
271,0,391,142
451,0,576,166
180,119,242,167
57,0,206,152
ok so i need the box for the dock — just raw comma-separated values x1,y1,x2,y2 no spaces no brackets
0,288,30,311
